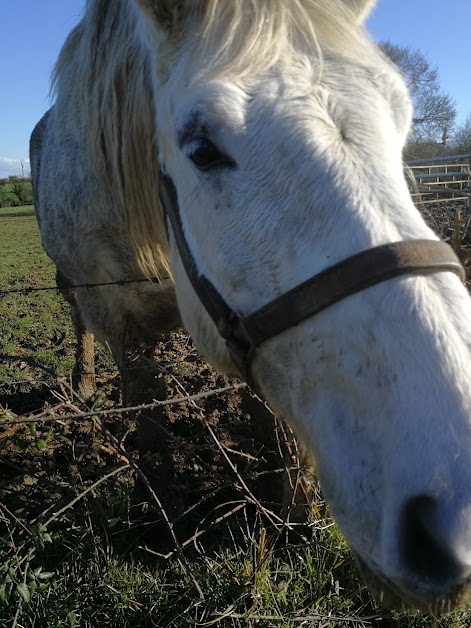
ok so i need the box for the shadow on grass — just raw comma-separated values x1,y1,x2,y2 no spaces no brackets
0,382,58,415
0,208,35,219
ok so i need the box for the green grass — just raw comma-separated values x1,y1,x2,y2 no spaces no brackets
0,205,75,388
3,485,469,627
0,205,113,408
1,207,471,627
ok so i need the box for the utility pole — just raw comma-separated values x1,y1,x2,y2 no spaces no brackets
20,160,25,178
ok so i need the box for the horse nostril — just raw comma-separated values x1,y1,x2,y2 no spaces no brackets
401,496,465,585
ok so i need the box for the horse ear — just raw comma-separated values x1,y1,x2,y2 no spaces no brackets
133,0,184,32
341,0,376,22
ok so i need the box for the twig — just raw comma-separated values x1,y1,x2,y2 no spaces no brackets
222,446,260,462
200,409,309,544
0,383,247,427
57,393,206,602
201,612,380,625
42,464,130,529
0,402,66,439
1,402,65,421
51,385,203,595
171,481,236,524
0,504,32,538
0,423,26,440
163,369,309,543
142,502,247,559
97,415,206,601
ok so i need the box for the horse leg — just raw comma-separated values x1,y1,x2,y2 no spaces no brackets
56,270,96,400
71,281,178,453
118,333,169,454
111,327,186,520
69,304,96,401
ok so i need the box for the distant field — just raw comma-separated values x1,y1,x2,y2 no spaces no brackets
0,205,76,392
1,204,470,626
0,205,112,406
0,205,51,283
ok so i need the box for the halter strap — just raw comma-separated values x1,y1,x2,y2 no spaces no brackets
159,172,465,381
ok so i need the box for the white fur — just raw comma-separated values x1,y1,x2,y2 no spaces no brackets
137,0,471,611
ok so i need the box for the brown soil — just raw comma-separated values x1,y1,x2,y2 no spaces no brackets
0,330,301,545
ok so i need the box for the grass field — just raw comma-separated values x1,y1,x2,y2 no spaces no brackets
0,205,113,410
1,205,471,627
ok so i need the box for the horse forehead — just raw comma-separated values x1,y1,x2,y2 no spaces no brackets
168,80,249,130
171,70,325,128
164,56,401,155
189,56,393,114
244,72,374,128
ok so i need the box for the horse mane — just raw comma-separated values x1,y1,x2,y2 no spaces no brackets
51,0,379,279
52,0,169,280
190,0,376,78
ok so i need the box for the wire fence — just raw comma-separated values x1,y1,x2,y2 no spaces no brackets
2,189,470,423
0,276,245,429
0,276,159,296
0,213,325,617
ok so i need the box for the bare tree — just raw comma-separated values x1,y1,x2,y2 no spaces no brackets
380,42,456,156
452,114,471,155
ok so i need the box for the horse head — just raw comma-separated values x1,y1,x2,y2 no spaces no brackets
131,0,471,612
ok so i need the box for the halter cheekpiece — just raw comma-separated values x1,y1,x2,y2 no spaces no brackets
159,171,465,382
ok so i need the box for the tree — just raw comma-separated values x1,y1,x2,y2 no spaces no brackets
452,114,471,155
7,176,33,206
380,43,456,157
0,183,11,208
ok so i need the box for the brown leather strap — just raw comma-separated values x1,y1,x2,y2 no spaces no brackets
242,240,464,343
159,172,236,335
159,171,465,381
227,239,464,374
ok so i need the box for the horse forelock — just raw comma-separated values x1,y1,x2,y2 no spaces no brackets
170,0,380,79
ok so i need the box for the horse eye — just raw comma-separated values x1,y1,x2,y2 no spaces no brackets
188,140,236,172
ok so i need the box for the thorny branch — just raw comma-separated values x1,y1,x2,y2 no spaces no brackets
0,383,247,427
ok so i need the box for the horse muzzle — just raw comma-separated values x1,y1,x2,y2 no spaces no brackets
356,554,471,614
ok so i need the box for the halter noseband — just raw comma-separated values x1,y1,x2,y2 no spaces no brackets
159,172,465,382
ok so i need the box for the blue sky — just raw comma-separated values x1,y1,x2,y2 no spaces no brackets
0,0,469,176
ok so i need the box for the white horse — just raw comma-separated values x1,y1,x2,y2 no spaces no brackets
30,0,471,614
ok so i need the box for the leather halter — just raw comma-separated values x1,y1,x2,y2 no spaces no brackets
159,172,465,381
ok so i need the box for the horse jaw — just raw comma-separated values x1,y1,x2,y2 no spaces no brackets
251,267,471,606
